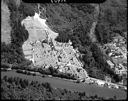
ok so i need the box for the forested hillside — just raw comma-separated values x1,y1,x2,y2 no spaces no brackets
1,0,126,82
95,0,127,44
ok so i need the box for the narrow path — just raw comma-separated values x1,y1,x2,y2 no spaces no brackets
89,4,99,42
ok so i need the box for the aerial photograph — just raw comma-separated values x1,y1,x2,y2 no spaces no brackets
1,0,127,100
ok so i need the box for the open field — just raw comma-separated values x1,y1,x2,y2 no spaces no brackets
1,71,127,100
1,0,11,44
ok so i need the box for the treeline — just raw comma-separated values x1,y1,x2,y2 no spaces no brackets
38,67,77,80
1,76,117,100
15,66,77,80
1,59,77,80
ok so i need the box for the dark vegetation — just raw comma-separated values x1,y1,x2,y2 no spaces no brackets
1,0,36,64
1,61,77,80
1,76,117,100
40,2,125,82
1,0,126,82
14,67,77,80
95,0,127,44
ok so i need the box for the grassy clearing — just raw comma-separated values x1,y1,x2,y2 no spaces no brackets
1,1,11,44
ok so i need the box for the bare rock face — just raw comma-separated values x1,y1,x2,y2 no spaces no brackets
1,0,11,44
22,12,88,79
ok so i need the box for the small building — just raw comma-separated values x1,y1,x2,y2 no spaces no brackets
115,67,121,74
113,38,118,43
108,52,113,57
107,60,114,68
7,68,12,71
115,85,119,89
105,76,111,83
108,84,111,88
96,80,105,86
119,80,123,85
120,70,127,76
119,64,125,69
58,68,63,72
124,86,127,90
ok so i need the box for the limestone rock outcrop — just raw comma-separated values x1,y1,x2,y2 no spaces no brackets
22,12,88,79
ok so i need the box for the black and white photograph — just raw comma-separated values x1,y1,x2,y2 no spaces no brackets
1,0,127,100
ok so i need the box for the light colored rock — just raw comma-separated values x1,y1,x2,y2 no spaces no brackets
22,11,88,79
